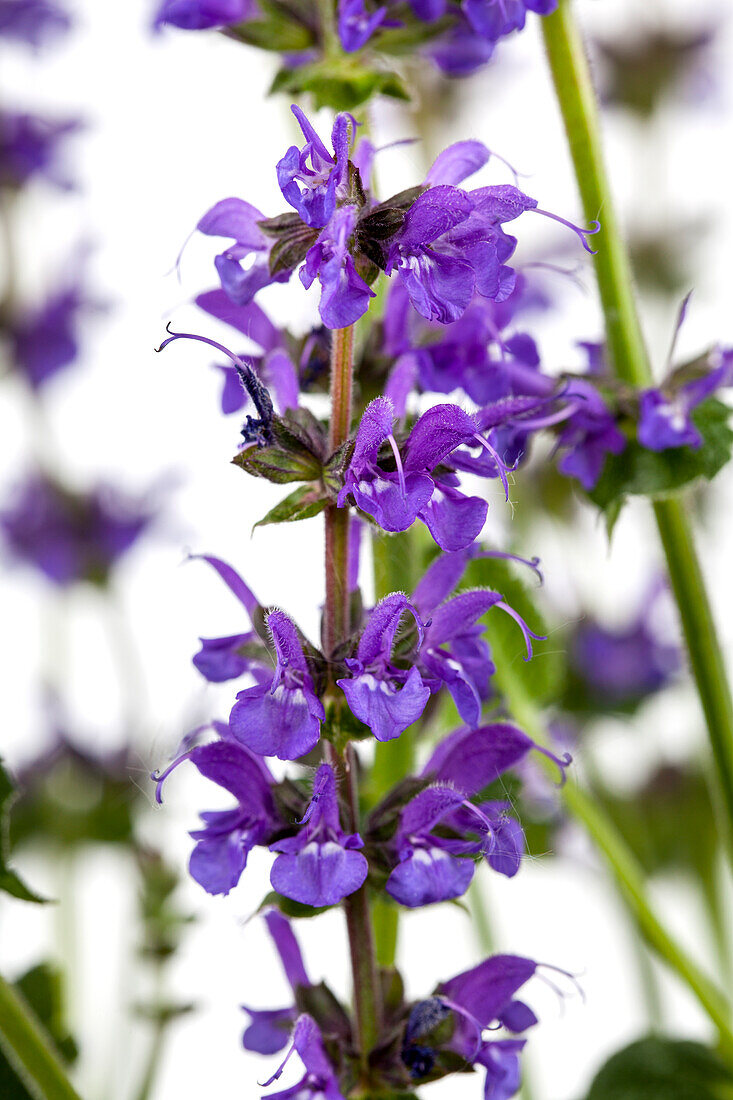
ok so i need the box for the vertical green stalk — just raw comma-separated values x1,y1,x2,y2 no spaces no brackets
324,325,382,1068
370,531,420,966
492,641,733,1057
0,973,83,1100
541,0,733,862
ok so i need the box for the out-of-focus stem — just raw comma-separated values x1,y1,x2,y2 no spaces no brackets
370,531,420,966
324,324,382,1069
0,972,83,1100
542,0,733,867
493,641,733,1059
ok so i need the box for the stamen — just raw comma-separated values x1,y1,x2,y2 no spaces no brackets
150,750,194,805
532,208,601,255
494,600,547,661
156,324,274,443
473,549,543,585
532,744,573,786
387,433,407,498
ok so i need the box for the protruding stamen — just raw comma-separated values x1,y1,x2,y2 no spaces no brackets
150,750,193,805
156,324,274,443
495,599,547,661
533,744,573,786
532,208,601,255
473,549,543,586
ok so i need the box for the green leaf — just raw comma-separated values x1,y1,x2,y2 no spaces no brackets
589,399,733,518
270,59,409,111
585,1036,733,1100
0,758,47,903
254,485,329,529
375,16,451,54
0,962,78,1099
462,556,564,708
228,3,315,53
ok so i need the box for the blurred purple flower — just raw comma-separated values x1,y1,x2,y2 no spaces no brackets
0,0,70,48
0,110,80,189
153,0,253,30
0,473,154,585
638,351,733,452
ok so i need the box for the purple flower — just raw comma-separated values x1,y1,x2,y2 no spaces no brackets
270,764,368,907
555,379,626,489
0,110,80,189
337,593,430,743
338,0,388,52
196,288,300,414
570,581,680,706
383,723,571,906
229,609,324,760
300,205,375,329
153,0,252,30
383,276,553,408
638,352,732,451
428,17,496,75
402,955,541,1091
463,0,557,42
0,0,70,48
197,197,292,307
338,398,492,550
7,275,92,390
262,1014,345,1100
0,473,154,585
277,106,353,229
385,785,478,907
385,719,568,908
188,554,270,684
242,910,309,1055
412,552,546,724
152,733,283,896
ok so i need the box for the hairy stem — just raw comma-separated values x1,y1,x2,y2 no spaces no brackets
0,972,83,1100
493,644,733,1058
324,324,382,1067
541,0,733,863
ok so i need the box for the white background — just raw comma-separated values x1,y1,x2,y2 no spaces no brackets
1,0,733,1097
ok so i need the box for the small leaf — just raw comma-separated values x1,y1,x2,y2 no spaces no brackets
0,961,78,1099
270,60,410,111
585,1036,733,1100
254,485,328,529
0,758,47,903
589,398,733,516
227,2,315,53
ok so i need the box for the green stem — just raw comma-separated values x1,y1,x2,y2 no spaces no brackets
0,972,83,1100
324,325,382,1069
494,644,733,1057
369,531,421,967
541,0,733,862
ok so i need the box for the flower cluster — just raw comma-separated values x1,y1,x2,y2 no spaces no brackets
153,0,559,79
150,99,731,1100
196,106,597,331
0,473,155,586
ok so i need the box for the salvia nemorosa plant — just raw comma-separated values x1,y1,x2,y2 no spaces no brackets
4,2,733,1099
